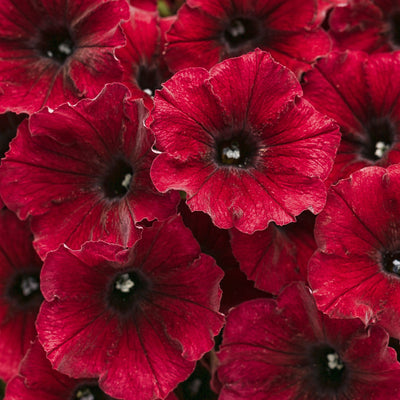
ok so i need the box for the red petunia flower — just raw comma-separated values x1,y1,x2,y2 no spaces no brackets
303,51,400,185
116,6,173,110
0,209,43,382
309,165,400,338
5,340,116,400
0,83,179,259
0,0,129,114
328,0,400,53
164,0,331,77
217,282,400,399
151,50,340,234
230,211,316,294
36,216,224,400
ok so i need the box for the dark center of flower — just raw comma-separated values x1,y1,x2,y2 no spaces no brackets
101,158,134,199
6,271,42,309
362,117,395,161
216,134,258,168
72,384,109,400
136,65,162,97
223,17,261,50
36,25,75,64
309,345,347,391
388,10,400,48
382,251,400,276
107,270,150,314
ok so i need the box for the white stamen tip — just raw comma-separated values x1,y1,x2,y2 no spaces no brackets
58,43,72,55
143,88,153,96
21,277,39,297
374,141,390,158
327,353,344,370
121,173,132,190
230,21,245,37
225,149,240,159
115,273,135,293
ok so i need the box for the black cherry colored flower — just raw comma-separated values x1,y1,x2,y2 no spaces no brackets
303,51,400,185
217,283,400,400
36,217,224,400
309,165,400,339
0,84,179,259
230,211,316,294
151,50,340,234
165,0,331,77
116,6,173,110
5,340,115,400
0,209,43,382
0,0,129,114
328,0,400,53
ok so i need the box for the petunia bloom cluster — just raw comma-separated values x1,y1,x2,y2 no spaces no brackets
2,0,400,399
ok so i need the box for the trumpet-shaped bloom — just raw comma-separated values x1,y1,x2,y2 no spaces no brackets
0,84,179,259
217,283,400,400
151,50,340,234
36,217,224,400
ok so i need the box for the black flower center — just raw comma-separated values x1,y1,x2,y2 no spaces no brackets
72,384,109,400
362,117,395,161
6,271,42,310
107,270,150,314
309,345,347,392
216,133,258,168
223,17,261,50
101,158,134,199
382,251,400,276
388,10,400,48
137,65,162,97
36,25,75,64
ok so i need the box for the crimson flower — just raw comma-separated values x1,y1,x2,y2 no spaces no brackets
309,165,400,339
0,209,43,382
328,0,400,53
165,0,331,77
0,0,129,114
116,6,173,109
5,340,115,400
303,50,400,184
36,217,224,400
0,83,179,259
151,49,340,234
217,282,400,399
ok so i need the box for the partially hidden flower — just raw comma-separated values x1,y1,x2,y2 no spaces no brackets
0,83,179,259
0,0,129,114
5,340,116,400
230,211,316,294
217,282,400,399
36,216,224,400
151,49,341,234
328,0,400,53
0,209,43,382
303,51,400,185
116,6,174,110
165,0,331,77
309,165,400,338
